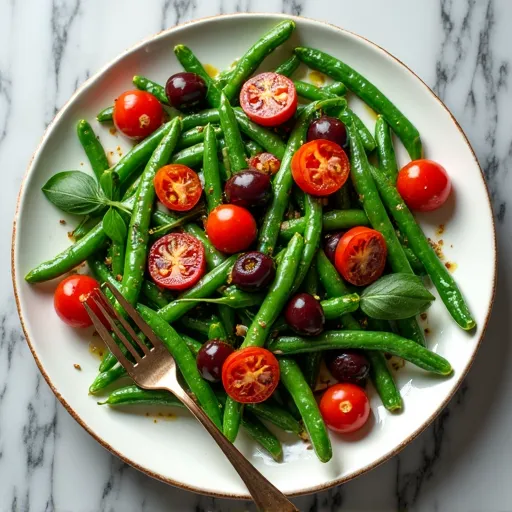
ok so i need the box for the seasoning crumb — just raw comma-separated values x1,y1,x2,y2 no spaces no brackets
73,363,81,370
197,125,204,133
80,162,84,166
445,261,457,273
420,313,428,321
110,151,114,156
436,224,445,236
153,419,158,423
258,321,267,328
116,274,122,282
428,238,444,259
424,328,431,335
396,204,405,211
236,324,248,337
438,239,444,246
109,127,117,135
105,256,112,266
59,219,66,225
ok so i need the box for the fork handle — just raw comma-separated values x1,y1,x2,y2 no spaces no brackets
170,387,298,512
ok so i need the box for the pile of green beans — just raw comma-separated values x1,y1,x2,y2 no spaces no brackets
26,20,466,467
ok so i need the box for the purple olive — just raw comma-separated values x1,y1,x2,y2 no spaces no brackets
224,170,271,208
196,339,234,382
307,116,347,148
165,72,207,111
324,232,343,263
285,293,325,336
326,350,370,387
232,252,275,292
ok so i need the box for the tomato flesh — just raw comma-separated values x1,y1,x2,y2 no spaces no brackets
335,226,387,286
113,90,163,140
154,164,202,212
248,152,281,176
206,204,257,254
54,275,102,328
240,72,297,127
397,159,451,212
320,383,371,434
148,233,206,290
291,139,350,196
222,347,280,403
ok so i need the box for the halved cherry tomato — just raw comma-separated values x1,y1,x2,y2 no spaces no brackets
154,164,202,212
222,347,280,404
148,233,205,290
113,90,163,140
397,159,452,212
248,152,281,176
335,226,387,286
54,275,104,328
291,139,350,196
206,204,257,254
240,72,297,127
319,383,371,434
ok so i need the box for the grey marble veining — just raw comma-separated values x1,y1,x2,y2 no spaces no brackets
1,0,511,511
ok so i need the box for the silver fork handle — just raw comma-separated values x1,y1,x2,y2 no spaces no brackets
169,386,298,512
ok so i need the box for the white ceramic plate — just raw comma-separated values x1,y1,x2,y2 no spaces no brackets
12,13,496,498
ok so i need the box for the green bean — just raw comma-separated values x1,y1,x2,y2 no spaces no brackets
258,97,346,255
347,108,376,152
323,82,347,96
218,93,247,173
242,412,282,461
97,106,113,122
149,208,203,238
202,124,223,212
76,120,110,182
156,255,237,323
279,209,369,242
71,215,101,242
223,20,296,101
25,224,108,283
346,116,425,346
217,305,236,342
369,166,475,330
234,109,286,159
122,117,182,305
110,241,125,278
176,125,222,151
295,47,422,160
137,304,222,428
272,331,452,374
181,333,203,356
223,398,243,442
245,140,263,157
334,184,352,210
401,241,427,276
247,400,301,434
321,294,360,319
279,358,332,463
89,364,127,394
214,68,233,89
174,45,221,107
303,261,319,296
141,280,171,309
179,315,213,337
132,75,169,104
274,55,300,77
172,139,224,168
243,232,304,348
291,194,322,293
182,109,221,131
181,223,225,270
208,320,227,340
316,249,402,411
293,80,346,101
375,115,398,183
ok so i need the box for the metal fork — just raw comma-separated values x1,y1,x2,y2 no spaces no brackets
84,283,298,512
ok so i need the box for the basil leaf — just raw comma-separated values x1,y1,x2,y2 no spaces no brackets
360,273,435,320
99,170,120,200
42,171,106,215
102,207,127,244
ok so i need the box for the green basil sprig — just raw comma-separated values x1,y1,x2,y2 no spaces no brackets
102,207,127,243
359,273,435,320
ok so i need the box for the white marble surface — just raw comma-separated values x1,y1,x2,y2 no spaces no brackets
2,0,511,510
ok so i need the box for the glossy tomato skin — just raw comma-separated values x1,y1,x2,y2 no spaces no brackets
291,139,350,196
222,347,280,403
54,275,101,328
148,233,206,290
206,205,257,254
320,383,371,434
154,164,202,212
240,72,297,127
397,159,451,212
335,226,387,286
113,90,163,140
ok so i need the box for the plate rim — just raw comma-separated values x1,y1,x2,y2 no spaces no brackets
10,12,498,499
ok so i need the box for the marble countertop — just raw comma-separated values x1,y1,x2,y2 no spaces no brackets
2,0,511,510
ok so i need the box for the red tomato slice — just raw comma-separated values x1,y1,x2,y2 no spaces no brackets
205,204,257,254
397,159,452,212
320,383,371,434
240,72,297,127
291,139,350,196
154,164,202,212
222,347,280,404
148,233,206,290
334,226,387,286
248,152,281,176
113,90,163,140
54,275,104,328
